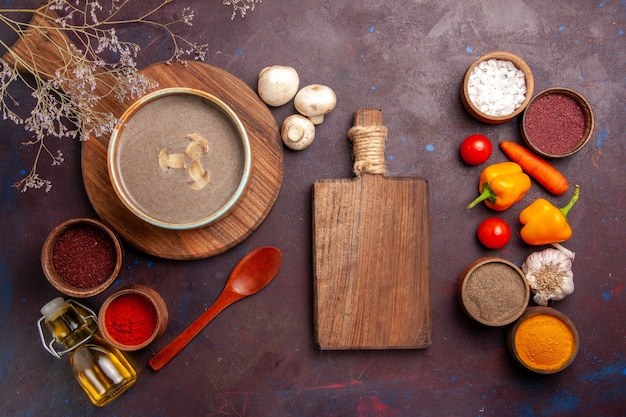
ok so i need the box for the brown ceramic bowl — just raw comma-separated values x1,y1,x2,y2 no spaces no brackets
460,51,534,124
507,306,579,374
521,87,594,158
458,257,530,326
41,218,123,298
98,285,168,351
107,87,252,230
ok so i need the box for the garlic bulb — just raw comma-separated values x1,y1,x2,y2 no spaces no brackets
522,248,574,306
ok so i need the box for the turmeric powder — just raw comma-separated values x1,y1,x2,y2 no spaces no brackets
513,313,577,372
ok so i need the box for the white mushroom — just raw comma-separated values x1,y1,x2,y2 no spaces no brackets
159,149,185,171
187,160,210,190
184,133,209,162
281,114,316,150
257,65,300,107
294,84,337,125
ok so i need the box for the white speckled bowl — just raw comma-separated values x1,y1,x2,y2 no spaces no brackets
108,88,251,230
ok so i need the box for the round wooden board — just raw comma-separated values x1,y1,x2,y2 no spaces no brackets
81,61,283,260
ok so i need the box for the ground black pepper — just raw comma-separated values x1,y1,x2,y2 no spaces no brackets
464,262,528,323
524,93,585,155
51,224,116,288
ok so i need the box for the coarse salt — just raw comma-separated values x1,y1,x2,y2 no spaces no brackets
467,59,527,117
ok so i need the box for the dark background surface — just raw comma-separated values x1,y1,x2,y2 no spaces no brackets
1,1,624,416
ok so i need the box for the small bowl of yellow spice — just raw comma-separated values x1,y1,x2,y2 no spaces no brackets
507,306,579,374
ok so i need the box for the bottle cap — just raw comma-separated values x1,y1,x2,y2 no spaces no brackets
40,297,66,317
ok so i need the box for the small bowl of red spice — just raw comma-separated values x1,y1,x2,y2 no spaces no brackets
41,218,123,298
98,285,168,351
521,87,594,158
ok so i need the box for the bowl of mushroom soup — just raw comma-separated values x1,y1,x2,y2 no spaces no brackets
107,88,252,230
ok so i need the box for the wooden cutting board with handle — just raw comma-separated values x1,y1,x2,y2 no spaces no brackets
313,109,431,350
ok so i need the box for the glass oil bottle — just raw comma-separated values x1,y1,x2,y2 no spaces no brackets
37,297,137,406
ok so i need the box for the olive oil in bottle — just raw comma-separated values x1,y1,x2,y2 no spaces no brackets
38,297,137,406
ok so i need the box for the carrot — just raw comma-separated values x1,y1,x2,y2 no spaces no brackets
500,141,569,195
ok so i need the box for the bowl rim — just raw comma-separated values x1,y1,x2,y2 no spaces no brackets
458,256,530,326
507,306,579,374
41,218,123,298
520,87,595,158
98,284,168,351
107,87,252,230
461,51,535,124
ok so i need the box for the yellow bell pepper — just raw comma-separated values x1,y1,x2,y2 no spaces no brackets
467,162,531,211
519,185,580,245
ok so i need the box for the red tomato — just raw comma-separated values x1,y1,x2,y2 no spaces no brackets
477,217,511,249
460,134,493,165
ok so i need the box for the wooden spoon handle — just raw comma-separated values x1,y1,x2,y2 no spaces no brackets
148,294,236,371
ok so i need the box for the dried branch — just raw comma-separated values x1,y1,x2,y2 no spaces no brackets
223,0,262,19
0,0,210,192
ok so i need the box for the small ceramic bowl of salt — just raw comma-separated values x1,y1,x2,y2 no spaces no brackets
461,51,534,124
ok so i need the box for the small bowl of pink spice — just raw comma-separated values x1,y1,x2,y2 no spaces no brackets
521,88,594,158
41,218,123,298
98,285,168,351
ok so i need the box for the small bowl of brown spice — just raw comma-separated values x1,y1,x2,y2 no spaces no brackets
41,218,123,298
458,257,530,327
521,87,594,158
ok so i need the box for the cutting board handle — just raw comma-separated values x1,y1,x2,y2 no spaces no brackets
348,109,388,176
3,6,123,114
3,6,75,78
3,5,158,142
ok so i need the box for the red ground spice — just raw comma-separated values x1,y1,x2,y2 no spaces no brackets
524,93,585,155
51,224,116,288
104,293,157,345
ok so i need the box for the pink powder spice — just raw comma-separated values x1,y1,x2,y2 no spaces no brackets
524,93,586,155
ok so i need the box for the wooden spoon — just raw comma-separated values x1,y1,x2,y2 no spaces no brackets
148,246,282,371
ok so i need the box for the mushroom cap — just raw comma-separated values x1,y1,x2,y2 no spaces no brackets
294,84,337,124
281,114,315,150
257,65,300,107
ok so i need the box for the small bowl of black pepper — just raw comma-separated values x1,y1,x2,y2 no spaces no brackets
458,257,530,327
41,218,124,298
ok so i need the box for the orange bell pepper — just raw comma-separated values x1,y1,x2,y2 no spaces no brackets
467,162,531,211
519,185,580,245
